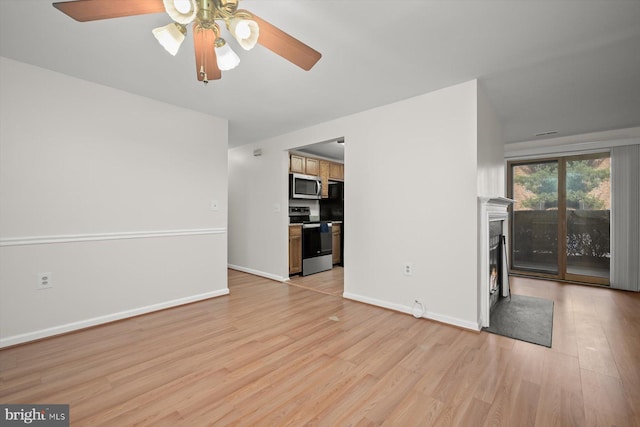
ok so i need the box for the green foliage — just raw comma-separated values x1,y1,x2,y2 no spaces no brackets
515,160,609,210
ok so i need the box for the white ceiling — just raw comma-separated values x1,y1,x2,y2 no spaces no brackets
1,1,639,149
295,138,345,161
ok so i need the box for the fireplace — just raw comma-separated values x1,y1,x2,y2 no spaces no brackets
489,220,504,310
479,197,514,328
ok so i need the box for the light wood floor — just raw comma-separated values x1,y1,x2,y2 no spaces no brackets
1,270,639,426
288,266,344,297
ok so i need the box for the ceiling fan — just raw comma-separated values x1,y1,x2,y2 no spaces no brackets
52,0,322,84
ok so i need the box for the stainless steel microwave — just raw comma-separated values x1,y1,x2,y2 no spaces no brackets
290,173,322,199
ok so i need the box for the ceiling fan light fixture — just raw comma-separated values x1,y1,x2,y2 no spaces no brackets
228,17,259,50
215,38,240,70
152,23,187,56
52,0,322,83
163,0,198,24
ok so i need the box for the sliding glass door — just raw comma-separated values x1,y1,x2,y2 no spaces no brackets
508,153,610,285
564,157,611,282
511,161,560,274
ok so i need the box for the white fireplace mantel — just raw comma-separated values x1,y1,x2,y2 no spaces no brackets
479,196,514,328
478,196,515,207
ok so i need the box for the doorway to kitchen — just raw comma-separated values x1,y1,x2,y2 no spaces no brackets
288,137,345,297
508,152,611,285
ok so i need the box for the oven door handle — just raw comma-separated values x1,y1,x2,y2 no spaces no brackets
303,222,333,229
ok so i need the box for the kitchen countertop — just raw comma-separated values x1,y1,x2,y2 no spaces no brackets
289,220,342,227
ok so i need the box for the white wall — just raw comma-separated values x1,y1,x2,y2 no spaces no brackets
229,80,486,329
228,146,290,281
477,83,505,197
476,83,505,323
0,57,229,347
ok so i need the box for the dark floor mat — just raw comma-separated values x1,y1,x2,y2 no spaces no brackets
482,294,554,347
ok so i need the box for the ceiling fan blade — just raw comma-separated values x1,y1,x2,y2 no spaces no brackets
53,0,165,22
193,25,221,82
242,10,321,71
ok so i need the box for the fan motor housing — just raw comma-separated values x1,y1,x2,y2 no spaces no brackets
214,0,239,16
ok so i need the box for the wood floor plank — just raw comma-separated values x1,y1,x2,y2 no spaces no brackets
252,357,358,425
181,350,327,424
533,350,585,427
78,366,229,426
511,340,547,386
304,374,379,427
549,310,579,357
574,312,621,378
604,327,640,424
332,364,422,425
483,344,539,427
581,368,637,427
380,389,446,426
472,346,512,405
1,271,639,426
451,396,492,426
512,379,542,427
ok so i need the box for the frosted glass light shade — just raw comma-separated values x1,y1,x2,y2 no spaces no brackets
162,0,198,24
173,0,192,13
228,18,259,50
152,23,186,56
215,40,240,70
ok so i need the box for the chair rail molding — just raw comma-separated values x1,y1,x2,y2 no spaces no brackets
0,228,227,247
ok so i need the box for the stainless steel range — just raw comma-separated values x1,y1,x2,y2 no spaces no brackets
288,206,310,224
289,207,333,276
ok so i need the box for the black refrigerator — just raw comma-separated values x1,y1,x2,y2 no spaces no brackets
320,181,343,221
320,181,344,266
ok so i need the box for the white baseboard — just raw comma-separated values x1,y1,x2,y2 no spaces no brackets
228,264,289,283
343,292,480,331
0,289,229,348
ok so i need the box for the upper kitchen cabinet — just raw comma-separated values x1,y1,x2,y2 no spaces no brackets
305,158,320,176
320,161,330,199
290,153,344,182
329,162,344,181
289,154,321,177
290,154,306,174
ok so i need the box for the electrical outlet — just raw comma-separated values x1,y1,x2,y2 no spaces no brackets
37,272,53,290
210,200,219,211
403,262,413,276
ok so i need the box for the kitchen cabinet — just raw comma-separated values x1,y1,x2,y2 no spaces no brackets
332,223,341,265
320,160,330,199
329,162,344,181
305,158,320,176
289,154,319,176
290,155,305,174
289,225,302,275
289,153,343,182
